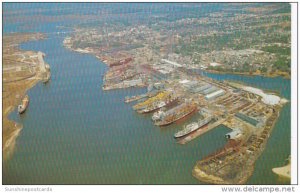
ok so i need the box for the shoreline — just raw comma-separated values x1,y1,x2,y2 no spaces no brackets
63,44,109,67
3,33,48,161
63,44,148,90
272,156,291,180
205,69,291,80
63,37,291,84
65,46,291,81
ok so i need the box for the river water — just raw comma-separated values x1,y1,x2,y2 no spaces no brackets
3,12,291,185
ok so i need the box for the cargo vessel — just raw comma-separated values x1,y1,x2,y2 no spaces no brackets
138,101,166,113
174,116,212,138
137,96,178,114
152,102,197,126
18,95,29,114
133,91,170,110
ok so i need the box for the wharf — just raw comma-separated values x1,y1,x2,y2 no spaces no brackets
177,118,226,145
103,83,146,91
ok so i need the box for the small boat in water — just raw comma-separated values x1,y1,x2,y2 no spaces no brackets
18,95,29,114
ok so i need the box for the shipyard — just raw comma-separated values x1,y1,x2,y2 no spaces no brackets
3,3,292,186
63,14,290,183
127,66,287,184
65,31,288,183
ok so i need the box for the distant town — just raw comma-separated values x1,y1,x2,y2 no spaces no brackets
64,3,290,79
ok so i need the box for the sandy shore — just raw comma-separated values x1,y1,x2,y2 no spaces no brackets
272,157,291,179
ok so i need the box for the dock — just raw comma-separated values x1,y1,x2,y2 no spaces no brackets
125,94,148,103
37,51,51,82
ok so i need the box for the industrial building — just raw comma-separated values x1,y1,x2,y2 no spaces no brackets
205,89,225,100
190,83,211,94
235,112,259,127
123,78,143,87
153,62,175,75
161,59,183,68
182,80,199,90
201,86,219,95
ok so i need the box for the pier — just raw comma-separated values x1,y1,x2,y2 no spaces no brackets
37,51,51,82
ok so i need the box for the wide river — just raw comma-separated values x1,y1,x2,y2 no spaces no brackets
3,29,290,185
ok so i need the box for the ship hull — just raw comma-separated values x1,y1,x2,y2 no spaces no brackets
138,99,178,114
18,107,27,114
133,91,168,110
18,96,29,114
138,107,161,114
155,107,197,127
174,121,210,139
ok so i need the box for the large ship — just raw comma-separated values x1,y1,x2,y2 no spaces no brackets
138,101,166,113
174,116,212,138
137,95,178,114
18,95,29,114
152,102,198,126
133,91,170,111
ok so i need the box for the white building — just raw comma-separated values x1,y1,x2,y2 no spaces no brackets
205,89,225,100
161,59,183,68
123,78,143,87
